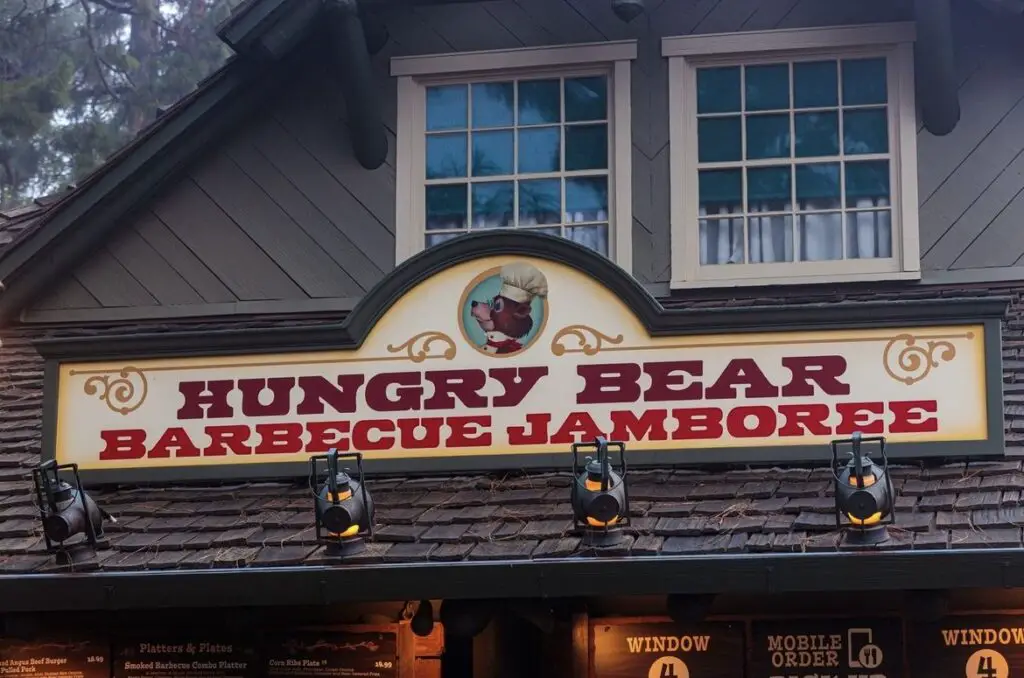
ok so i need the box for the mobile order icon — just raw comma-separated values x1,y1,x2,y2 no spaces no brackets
848,628,884,669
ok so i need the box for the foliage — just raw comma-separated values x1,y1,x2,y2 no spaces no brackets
0,0,241,208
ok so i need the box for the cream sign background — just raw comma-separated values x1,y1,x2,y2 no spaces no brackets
54,255,989,471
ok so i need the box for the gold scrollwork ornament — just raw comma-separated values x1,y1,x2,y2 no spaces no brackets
882,333,959,386
386,331,457,363
550,324,625,356
82,367,149,415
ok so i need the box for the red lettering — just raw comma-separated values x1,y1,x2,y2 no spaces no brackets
705,359,779,400
365,372,422,411
726,406,777,438
148,427,201,458
644,361,703,402
98,430,147,460
177,380,234,419
423,369,487,410
610,409,669,442
238,377,294,417
777,404,832,437
835,402,885,435
307,421,350,453
576,363,641,404
448,416,492,447
396,418,444,449
204,425,253,456
551,411,606,445
490,367,548,407
296,375,365,415
507,414,550,445
254,423,304,455
781,356,850,397
672,408,724,440
352,419,395,450
889,400,939,434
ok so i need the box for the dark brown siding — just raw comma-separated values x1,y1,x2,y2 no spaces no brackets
25,0,1024,322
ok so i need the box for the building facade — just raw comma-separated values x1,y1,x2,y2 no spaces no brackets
2,0,1024,677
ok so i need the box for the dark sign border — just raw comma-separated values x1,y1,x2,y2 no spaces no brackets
35,231,1009,485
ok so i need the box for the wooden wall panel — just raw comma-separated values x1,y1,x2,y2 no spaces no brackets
26,0,1024,322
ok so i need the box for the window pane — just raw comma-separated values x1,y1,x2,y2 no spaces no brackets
846,210,892,258
524,226,562,238
697,66,741,114
843,109,888,155
471,82,514,128
747,166,791,212
748,215,794,263
426,232,463,247
698,117,742,163
794,61,838,108
518,79,561,125
472,130,513,177
845,160,890,206
566,124,608,171
745,64,789,111
565,76,607,122
471,182,514,229
426,133,467,179
426,85,467,131
518,179,561,226
842,58,887,105
565,177,608,222
794,111,838,157
426,185,467,231
799,212,843,261
568,224,609,255
699,169,742,215
700,218,744,265
796,163,840,210
746,114,790,160
519,127,560,174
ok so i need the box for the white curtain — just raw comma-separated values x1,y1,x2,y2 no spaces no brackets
699,197,890,264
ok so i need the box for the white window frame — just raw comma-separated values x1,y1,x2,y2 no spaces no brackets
662,23,919,289
391,41,637,272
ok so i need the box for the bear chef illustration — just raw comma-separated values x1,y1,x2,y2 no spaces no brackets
470,262,548,355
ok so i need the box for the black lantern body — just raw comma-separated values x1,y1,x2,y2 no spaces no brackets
830,431,895,546
309,449,374,557
32,460,110,563
571,436,630,547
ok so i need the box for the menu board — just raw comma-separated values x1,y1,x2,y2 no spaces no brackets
265,634,397,678
592,622,744,678
114,641,258,678
910,615,1024,678
751,619,902,678
0,639,109,678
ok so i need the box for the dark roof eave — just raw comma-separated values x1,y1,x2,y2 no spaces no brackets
3,548,1024,612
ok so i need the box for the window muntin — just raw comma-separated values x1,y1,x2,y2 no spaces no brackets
695,56,894,268
422,74,612,256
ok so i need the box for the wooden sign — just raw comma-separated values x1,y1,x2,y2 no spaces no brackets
265,633,397,678
49,253,1000,482
751,619,902,678
114,640,258,678
910,616,1024,678
592,622,744,678
0,639,109,678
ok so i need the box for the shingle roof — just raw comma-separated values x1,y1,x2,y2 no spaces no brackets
1,282,1023,574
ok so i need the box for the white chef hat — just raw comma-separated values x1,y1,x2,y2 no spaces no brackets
498,262,549,305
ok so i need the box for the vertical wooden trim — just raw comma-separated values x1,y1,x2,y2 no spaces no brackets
668,57,686,285
397,621,417,678
613,59,634,274
395,76,420,266
572,612,590,678
895,41,921,274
